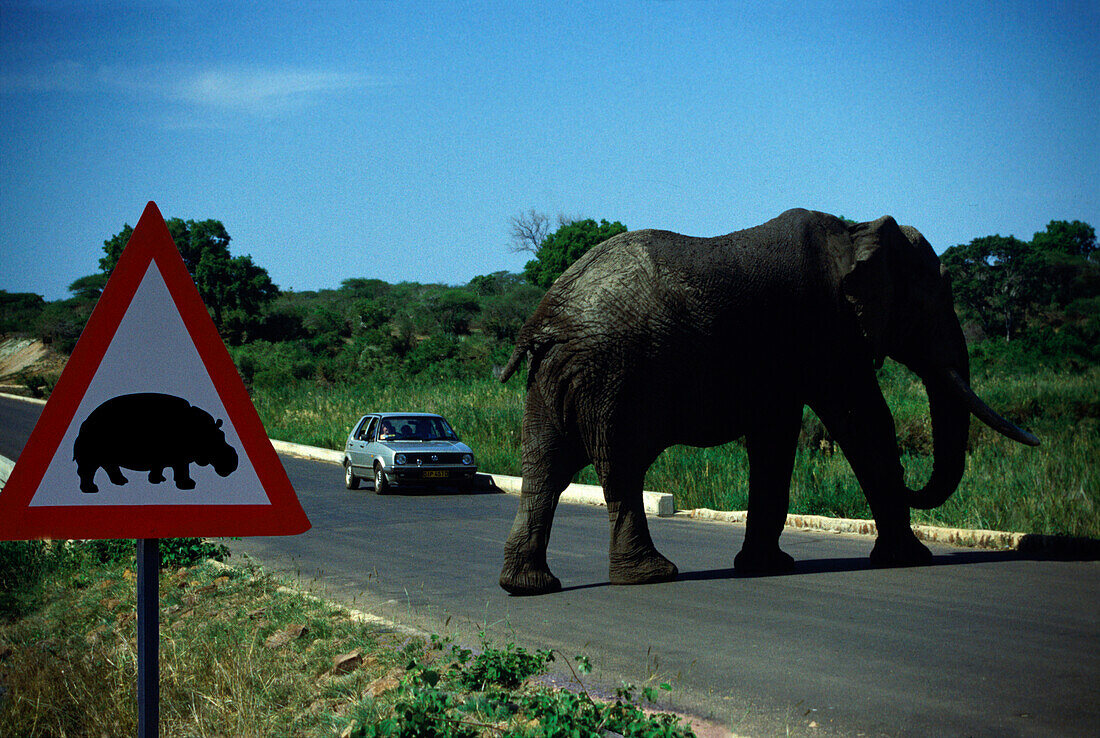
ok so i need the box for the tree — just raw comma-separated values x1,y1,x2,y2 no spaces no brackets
941,234,1035,340
0,291,46,334
100,217,278,342
523,218,628,288
468,271,525,297
67,274,108,301
430,290,481,336
508,209,553,255
477,283,544,341
941,220,1098,344
1031,220,1097,259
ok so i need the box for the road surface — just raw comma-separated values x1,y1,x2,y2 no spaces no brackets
2,394,1097,736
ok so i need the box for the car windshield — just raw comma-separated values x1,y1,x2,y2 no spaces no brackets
378,416,458,441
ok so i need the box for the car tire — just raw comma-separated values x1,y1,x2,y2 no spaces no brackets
344,461,361,490
374,464,389,495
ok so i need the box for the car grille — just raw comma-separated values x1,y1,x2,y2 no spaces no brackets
405,453,465,466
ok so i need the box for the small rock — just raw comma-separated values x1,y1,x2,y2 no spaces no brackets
364,669,403,697
264,623,307,649
332,650,363,675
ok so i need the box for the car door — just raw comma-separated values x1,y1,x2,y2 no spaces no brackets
347,416,376,471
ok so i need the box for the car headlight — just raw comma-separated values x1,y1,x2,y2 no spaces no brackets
462,454,473,465
394,454,407,465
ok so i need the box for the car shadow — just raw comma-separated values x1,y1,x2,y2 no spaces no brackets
553,541,1098,594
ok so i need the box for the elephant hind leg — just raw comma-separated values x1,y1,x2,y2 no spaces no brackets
500,390,587,596
734,405,802,576
596,458,678,586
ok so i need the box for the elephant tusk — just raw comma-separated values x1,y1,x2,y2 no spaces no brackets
943,368,1040,447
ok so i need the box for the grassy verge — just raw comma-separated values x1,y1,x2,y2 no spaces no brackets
250,364,1100,538
0,546,697,737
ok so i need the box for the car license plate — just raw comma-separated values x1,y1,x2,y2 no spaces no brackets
423,470,448,479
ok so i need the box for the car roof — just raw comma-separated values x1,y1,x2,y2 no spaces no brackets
367,412,445,419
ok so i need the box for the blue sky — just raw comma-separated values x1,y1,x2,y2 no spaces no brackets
2,0,1097,301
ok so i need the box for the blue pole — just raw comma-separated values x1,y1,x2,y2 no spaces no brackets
137,538,160,738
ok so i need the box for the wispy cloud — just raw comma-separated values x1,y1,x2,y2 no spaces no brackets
176,67,379,114
2,60,388,118
0,60,91,94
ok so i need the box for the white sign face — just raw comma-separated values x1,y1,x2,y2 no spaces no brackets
29,264,270,507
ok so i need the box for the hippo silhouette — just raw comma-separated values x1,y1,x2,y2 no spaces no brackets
74,393,239,494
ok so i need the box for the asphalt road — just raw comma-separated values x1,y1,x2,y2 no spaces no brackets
2,394,1098,736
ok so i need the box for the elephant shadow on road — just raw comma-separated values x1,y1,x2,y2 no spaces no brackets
557,542,1098,593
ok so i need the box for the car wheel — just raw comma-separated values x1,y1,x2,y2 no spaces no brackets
344,461,360,490
374,464,389,495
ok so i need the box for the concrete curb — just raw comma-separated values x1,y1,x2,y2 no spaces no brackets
685,508,1029,551
0,391,46,405
270,438,678,518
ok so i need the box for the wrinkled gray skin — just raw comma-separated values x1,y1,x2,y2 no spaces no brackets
498,209,1039,596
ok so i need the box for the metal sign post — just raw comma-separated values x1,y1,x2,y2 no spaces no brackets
136,538,160,738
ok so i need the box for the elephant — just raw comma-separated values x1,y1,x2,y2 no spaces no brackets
497,208,1038,596
74,392,239,493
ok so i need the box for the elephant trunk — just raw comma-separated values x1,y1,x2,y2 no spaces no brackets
906,370,971,510
907,367,1040,510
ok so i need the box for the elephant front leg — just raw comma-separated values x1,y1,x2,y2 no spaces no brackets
735,407,801,576
815,385,932,568
607,497,677,585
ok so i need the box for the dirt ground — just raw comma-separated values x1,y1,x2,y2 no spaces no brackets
0,336,64,394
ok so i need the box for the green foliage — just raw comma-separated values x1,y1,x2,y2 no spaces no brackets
100,217,278,341
31,297,95,353
523,218,628,288
0,541,52,618
0,537,228,620
941,219,1098,351
67,273,108,301
344,635,694,738
0,290,46,334
451,638,555,691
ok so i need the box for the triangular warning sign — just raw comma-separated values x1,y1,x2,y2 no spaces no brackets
0,202,310,539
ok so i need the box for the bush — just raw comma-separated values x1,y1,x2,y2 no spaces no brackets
77,538,230,568
0,541,52,618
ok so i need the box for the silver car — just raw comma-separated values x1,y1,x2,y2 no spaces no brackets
342,412,478,493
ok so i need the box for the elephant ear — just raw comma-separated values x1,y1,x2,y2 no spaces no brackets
841,215,905,363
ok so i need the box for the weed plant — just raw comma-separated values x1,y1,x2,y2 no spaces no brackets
0,557,696,737
251,362,1099,538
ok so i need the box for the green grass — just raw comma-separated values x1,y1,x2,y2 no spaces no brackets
251,364,1100,538
0,550,696,737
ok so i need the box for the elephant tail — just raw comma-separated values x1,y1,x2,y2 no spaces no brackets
499,319,558,383
498,343,527,383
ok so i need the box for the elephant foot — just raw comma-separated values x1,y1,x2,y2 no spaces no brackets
80,482,98,494
734,545,795,577
499,562,562,596
869,530,933,568
175,478,197,490
609,548,678,586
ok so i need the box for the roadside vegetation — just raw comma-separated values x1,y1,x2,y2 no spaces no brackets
0,543,695,737
2,210,1098,538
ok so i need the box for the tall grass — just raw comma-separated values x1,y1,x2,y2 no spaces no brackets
252,365,1100,538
